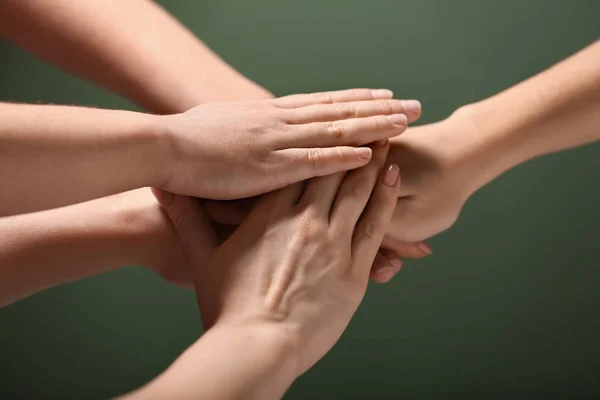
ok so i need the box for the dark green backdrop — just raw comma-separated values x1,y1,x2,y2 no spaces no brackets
1,1,599,398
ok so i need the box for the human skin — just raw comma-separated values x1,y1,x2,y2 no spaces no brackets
0,0,273,113
0,0,425,303
0,91,412,216
121,144,399,400
0,188,186,307
371,39,600,281
201,40,600,283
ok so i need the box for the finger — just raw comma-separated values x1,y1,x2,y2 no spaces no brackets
252,182,305,218
330,142,390,237
351,163,401,274
272,88,393,108
276,114,407,149
382,236,433,258
268,146,372,191
151,188,218,262
370,250,403,284
297,172,346,218
204,198,256,225
284,99,421,125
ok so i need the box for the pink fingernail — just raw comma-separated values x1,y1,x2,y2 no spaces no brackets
372,89,394,99
388,258,402,272
402,100,421,116
418,242,432,255
354,147,372,160
383,164,400,186
388,114,408,126
375,265,396,282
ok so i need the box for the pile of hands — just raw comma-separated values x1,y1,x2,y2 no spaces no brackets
127,87,485,378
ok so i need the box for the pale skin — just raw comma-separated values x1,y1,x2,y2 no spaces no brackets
0,92,414,216
0,3,598,298
0,0,426,301
121,144,400,400
206,39,600,282
1,2,599,397
0,0,423,217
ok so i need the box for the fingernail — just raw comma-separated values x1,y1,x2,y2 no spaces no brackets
401,100,421,116
375,265,396,276
354,147,372,160
388,257,403,272
372,89,394,99
418,242,432,255
383,164,400,186
391,259,402,271
388,114,408,126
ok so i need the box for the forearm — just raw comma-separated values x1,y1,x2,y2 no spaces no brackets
122,321,298,400
0,103,169,215
461,40,600,193
0,0,272,114
0,188,176,307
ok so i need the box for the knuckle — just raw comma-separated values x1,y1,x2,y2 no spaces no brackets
296,212,327,240
324,120,345,138
366,116,380,131
378,99,394,114
312,91,333,104
342,181,364,197
361,218,385,239
334,103,355,119
307,147,322,170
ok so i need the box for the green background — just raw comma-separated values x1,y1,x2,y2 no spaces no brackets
1,0,599,398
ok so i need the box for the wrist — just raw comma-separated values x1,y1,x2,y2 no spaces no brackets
211,316,301,377
448,102,528,195
139,113,180,190
109,188,182,271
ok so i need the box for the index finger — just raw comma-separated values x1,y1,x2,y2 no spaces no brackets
272,88,394,108
351,163,401,275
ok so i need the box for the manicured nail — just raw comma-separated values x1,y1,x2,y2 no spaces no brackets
388,257,403,272
388,114,408,126
401,100,421,116
375,265,396,276
371,89,394,99
354,147,373,160
383,164,400,186
418,241,432,255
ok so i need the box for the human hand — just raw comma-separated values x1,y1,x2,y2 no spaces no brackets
158,89,420,200
158,142,399,375
370,109,487,280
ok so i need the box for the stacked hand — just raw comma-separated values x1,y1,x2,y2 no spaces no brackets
159,89,420,200
193,111,480,283
154,143,399,376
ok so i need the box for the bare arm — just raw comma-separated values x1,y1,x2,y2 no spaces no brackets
460,39,600,193
0,103,170,215
121,321,297,400
0,91,409,216
0,0,272,114
373,40,600,272
0,188,180,307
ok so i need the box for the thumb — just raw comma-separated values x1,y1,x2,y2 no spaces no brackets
272,146,372,188
151,188,218,261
